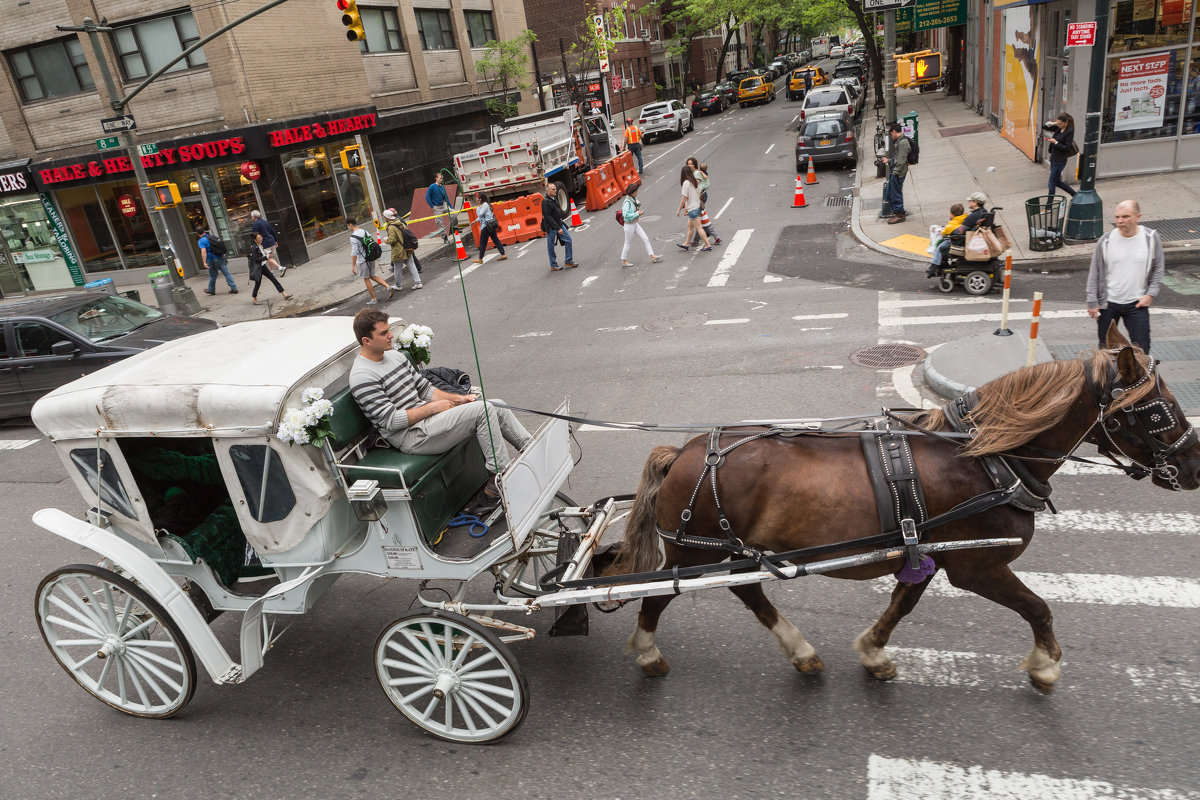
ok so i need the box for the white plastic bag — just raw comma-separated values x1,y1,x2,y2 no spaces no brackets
926,225,943,254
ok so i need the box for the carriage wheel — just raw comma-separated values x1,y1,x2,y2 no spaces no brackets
375,610,529,743
963,270,994,296
936,274,956,293
494,492,585,596
35,564,197,719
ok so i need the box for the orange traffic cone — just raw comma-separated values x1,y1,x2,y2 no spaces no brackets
805,156,818,185
454,230,467,260
792,176,807,208
569,199,583,227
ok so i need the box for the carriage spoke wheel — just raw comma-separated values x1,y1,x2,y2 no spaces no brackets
35,564,197,719
375,611,529,743
495,492,584,596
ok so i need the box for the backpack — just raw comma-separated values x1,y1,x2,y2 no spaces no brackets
206,234,226,256
359,232,383,262
906,136,920,165
398,224,419,251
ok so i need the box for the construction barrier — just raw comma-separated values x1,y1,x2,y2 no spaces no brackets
585,164,623,211
609,150,640,192
468,194,546,246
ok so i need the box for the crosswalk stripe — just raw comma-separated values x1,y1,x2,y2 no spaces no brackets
706,228,754,287
0,439,38,450
870,572,1200,608
882,308,1200,327
867,754,1200,800
1036,510,1199,535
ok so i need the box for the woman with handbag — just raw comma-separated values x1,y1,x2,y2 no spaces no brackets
247,232,290,305
619,182,662,267
471,192,507,264
1043,113,1078,198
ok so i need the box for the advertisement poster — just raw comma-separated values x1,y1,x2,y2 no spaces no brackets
1002,6,1041,159
1133,0,1156,21
1114,53,1170,131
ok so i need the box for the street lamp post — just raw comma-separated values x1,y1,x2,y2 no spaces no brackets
1065,0,1111,243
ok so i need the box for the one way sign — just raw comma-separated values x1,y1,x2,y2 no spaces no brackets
100,115,137,133
864,0,916,9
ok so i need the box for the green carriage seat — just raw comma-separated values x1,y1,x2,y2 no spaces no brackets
326,385,490,545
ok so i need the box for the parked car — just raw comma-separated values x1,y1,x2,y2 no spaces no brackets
738,75,776,106
830,76,865,118
796,113,857,170
0,292,219,419
834,59,867,83
788,66,829,100
637,100,693,141
799,86,856,124
726,69,753,86
800,50,812,63
769,60,788,79
714,81,739,105
691,90,728,116
830,45,845,58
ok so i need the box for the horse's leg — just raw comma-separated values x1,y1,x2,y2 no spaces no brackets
945,563,1062,692
853,576,934,680
626,594,675,677
728,583,824,673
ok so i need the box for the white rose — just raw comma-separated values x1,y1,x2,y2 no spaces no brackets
417,325,433,338
414,334,431,349
285,408,310,431
301,387,324,403
398,328,415,345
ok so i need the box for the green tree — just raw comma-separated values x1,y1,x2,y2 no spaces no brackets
475,29,538,119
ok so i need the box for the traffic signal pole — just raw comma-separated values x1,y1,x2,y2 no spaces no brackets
1064,0,1109,242
59,0,292,316
884,11,897,124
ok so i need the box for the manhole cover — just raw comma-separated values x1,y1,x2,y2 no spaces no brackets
824,196,853,207
850,343,928,368
644,312,709,332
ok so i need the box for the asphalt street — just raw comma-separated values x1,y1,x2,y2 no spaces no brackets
2,64,1199,800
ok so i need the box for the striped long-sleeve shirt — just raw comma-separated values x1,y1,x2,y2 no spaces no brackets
349,351,433,445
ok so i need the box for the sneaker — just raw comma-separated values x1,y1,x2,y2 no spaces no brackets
622,260,634,268
229,288,238,294
550,265,563,271
471,258,483,264
203,289,216,295
277,267,286,277
387,285,396,299
497,255,508,261
714,237,723,245
563,261,579,268
651,255,663,263
366,298,378,305
412,283,423,290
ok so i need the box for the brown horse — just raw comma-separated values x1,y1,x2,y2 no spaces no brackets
607,329,1200,691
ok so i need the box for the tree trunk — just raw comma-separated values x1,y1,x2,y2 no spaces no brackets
717,19,739,82
845,0,886,108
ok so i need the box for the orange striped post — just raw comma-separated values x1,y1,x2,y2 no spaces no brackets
1026,291,1043,367
994,253,1014,336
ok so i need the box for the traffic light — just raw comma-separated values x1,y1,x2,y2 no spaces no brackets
149,181,181,209
337,0,365,42
339,145,364,170
894,55,912,87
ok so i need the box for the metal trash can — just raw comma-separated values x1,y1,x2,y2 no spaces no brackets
83,278,116,295
148,270,177,314
1025,195,1067,251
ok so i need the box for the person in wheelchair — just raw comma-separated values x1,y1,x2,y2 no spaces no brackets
927,192,991,277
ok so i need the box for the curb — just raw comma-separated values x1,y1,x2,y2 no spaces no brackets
918,358,970,401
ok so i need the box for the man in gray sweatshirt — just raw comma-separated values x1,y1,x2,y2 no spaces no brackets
1085,199,1164,354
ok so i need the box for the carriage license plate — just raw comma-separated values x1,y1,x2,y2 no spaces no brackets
383,545,422,570
819,139,832,146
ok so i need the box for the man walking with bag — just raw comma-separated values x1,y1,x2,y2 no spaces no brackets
472,193,507,264
881,123,911,224
250,210,286,276
197,225,237,295
1085,200,1164,353
347,217,395,305
540,184,578,272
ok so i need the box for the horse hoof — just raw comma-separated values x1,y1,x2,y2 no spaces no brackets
864,661,897,681
792,654,825,674
640,657,671,677
1029,675,1057,694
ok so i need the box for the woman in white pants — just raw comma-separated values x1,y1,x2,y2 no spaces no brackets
620,182,662,267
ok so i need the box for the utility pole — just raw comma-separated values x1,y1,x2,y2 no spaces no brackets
884,11,897,124
1065,0,1109,242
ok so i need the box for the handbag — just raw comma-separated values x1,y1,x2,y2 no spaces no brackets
1065,138,1080,157
963,229,992,261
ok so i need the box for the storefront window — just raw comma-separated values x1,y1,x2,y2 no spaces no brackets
1108,0,1194,55
283,146,342,244
1102,48,1185,142
56,185,121,273
331,143,370,224
96,181,160,269
1183,46,1200,133
197,165,257,257
0,196,73,292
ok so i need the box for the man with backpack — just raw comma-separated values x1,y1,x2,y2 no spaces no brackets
197,226,238,295
882,123,914,224
382,208,422,291
346,217,395,305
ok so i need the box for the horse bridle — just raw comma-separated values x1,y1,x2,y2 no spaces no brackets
1086,354,1198,491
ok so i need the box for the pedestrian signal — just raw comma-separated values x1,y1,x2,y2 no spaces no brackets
894,55,912,87
340,145,364,170
894,50,942,87
337,0,366,42
149,181,181,209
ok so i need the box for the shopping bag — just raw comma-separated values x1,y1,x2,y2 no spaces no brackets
992,223,1013,253
981,227,1004,257
964,229,992,261
926,225,943,255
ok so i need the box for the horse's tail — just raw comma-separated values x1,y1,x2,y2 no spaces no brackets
604,445,681,577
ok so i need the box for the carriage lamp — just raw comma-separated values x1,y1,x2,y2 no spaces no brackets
347,479,387,521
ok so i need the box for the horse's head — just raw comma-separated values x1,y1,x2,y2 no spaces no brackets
1088,326,1200,491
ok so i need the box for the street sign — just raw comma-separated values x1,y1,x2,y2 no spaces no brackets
612,73,622,93
137,143,158,156
864,0,916,10
96,136,120,151
1067,21,1097,47
100,115,136,133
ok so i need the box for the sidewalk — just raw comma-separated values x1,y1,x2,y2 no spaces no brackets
851,90,1200,268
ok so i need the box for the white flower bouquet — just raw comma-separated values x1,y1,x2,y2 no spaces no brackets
277,387,335,448
395,323,434,366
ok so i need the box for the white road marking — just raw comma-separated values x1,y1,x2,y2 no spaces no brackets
1124,665,1200,706
763,274,783,283
0,439,38,450
795,326,834,332
447,251,498,283
644,140,687,168
871,572,1200,608
1055,460,1134,476
765,143,776,155
713,197,734,220
1037,510,1200,535
596,325,641,332
514,331,553,338
706,228,755,287
518,240,536,252
792,312,848,320
790,115,798,123
704,318,749,325
867,754,1200,800
580,276,599,288
884,308,1200,327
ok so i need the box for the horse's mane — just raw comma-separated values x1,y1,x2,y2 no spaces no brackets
903,350,1159,457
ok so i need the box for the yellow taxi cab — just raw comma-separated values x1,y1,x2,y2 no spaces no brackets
788,67,829,100
737,76,776,107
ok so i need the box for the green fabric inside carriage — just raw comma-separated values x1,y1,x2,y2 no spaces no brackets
327,386,490,545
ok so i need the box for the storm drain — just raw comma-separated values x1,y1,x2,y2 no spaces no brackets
1145,217,1200,242
850,343,928,368
644,312,709,332
824,196,853,207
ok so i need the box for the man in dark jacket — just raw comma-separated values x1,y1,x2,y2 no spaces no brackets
540,184,578,271
250,210,285,276
881,123,911,224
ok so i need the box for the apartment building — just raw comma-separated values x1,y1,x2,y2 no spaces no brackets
0,0,537,293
